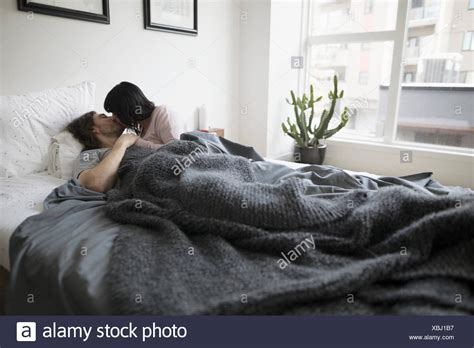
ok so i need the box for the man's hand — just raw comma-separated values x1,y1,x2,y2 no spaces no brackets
114,133,139,149
79,134,139,193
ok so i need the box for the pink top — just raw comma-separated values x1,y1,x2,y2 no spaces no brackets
135,105,180,149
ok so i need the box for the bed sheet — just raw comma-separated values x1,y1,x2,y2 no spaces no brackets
0,172,65,270
265,158,379,178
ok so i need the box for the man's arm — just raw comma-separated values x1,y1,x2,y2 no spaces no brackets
78,134,138,192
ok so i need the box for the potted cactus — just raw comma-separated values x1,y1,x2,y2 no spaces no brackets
281,75,349,165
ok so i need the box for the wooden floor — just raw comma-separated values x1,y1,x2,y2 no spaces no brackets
0,266,9,315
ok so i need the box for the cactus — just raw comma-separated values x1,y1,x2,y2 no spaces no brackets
281,75,349,147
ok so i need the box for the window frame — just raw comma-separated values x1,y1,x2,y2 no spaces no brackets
304,0,473,154
469,0,474,10
306,0,408,146
404,72,414,83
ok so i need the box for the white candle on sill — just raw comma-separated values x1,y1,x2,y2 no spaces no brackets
198,104,209,131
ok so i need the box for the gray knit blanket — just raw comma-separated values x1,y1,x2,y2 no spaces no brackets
105,140,474,315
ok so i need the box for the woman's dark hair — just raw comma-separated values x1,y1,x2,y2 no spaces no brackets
104,81,155,134
67,111,101,150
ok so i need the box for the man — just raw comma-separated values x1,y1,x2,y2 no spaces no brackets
67,111,139,193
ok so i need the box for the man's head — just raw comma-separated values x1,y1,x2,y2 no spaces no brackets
67,111,125,150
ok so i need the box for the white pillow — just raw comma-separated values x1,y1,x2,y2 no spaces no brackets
47,131,84,180
0,81,95,177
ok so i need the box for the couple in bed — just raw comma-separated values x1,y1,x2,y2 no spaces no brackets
67,82,180,192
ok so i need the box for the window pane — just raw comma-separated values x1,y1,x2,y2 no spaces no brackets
412,0,424,9
311,0,397,35
397,1,474,148
309,42,393,138
463,32,472,50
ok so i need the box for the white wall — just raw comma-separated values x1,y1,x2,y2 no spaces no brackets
266,0,305,159
0,2,4,94
238,0,305,157
0,0,240,141
238,0,272,155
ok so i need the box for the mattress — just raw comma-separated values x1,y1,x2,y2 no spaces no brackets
0,172,66,270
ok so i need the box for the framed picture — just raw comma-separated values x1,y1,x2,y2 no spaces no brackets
17,0,110,24
144,0,198,36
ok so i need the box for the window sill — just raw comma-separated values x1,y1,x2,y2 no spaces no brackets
275,136,474,188
326,136,474,159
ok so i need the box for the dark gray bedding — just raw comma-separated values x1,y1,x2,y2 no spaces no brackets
7,132,474,314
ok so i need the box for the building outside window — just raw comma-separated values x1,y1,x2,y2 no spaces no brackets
308,0,474,149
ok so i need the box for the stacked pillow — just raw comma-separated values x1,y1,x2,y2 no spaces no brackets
47,131,84,179
0,82,95,177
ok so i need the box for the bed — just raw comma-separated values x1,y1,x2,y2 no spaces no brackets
0,151,380,313
0,81,96,271
2,161,328,271
0,173,66,270
2,83,474,316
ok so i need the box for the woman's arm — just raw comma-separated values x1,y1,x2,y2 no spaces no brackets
157,106,181,143
135,106,180,150
134,138,164,149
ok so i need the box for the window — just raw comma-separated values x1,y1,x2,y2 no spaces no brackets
309,42,392,137
463,31,474,51
407,37,419,47
334,66,346,82
311,1,396,35
406,37,420,58
404,72,414,83
460,71,474,83
411,0,423,8
364,0,373,14
308,1,474,149
469,0,474,10
359,71,369,84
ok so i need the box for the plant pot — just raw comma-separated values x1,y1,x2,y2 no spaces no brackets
294,144,327,165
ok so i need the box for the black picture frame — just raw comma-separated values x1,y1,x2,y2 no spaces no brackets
17,0,110,24
144,0,198,36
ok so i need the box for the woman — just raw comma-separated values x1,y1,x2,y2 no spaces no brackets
104,81,180,149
